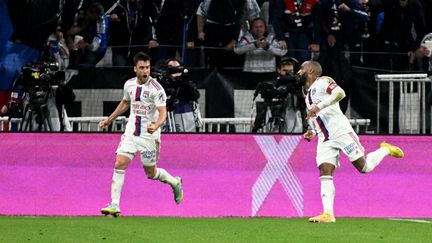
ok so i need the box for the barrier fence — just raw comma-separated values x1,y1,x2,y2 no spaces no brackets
0,133,430,217
376,73,432,134
0,116,371,133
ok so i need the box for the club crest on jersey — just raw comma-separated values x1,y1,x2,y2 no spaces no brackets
311,88,316,96
143,90,149,98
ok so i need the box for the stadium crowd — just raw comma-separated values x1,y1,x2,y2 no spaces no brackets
2,0,431,72
1,0,432,132
70,0,431,72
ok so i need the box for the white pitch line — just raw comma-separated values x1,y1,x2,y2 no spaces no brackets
388,218,432,224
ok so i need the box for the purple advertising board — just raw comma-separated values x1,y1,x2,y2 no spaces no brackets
0,133,430,217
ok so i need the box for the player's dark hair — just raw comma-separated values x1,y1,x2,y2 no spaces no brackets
133,52,151,66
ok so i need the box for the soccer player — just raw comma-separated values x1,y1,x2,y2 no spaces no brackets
99,52,183,217
299,61,404,223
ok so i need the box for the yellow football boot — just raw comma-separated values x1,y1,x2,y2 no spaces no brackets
380,142,404,158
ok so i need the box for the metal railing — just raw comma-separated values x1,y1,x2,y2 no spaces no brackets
376,73,431,134
1,116,371,133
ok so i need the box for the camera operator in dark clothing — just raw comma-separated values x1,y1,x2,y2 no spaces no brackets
153,58,201,132
252,56,306,133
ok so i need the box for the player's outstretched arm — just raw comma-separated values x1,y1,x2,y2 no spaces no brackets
99,100,130,129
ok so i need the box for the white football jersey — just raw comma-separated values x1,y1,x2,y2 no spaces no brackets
123,77,167,138
305,76,354,142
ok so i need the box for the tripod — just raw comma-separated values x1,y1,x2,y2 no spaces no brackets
20,94,52,131
166,110,177,132
252,98,288,133
262,99,288,133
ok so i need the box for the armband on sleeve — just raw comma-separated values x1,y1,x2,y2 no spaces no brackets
316,86,346,110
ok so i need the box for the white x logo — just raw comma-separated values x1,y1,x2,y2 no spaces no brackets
252,136,303,216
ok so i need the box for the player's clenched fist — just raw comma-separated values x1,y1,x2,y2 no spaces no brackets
99,119,111,129
303,130,316,141
147,122,157,133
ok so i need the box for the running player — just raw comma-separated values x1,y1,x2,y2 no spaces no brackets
299,61,404,223
99,52,183,217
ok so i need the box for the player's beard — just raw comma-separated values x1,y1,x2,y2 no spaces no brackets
299,73,308,86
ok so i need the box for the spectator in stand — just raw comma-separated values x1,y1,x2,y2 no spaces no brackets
67,2,109,67
152,0,200,67
196,0,247,68
44,26,70,70
272,0,320,64
408,32,432,71
234,17,287,73
373,0,427,71
109,0,159,66
312,0,369,113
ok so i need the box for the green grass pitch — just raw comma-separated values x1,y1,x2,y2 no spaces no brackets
0,216,430,242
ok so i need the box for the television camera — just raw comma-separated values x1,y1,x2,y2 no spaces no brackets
9,61,65,130
152,65,188,87
254,73,302,101
152,65,192,111
17,61,65,103
252,72,303,133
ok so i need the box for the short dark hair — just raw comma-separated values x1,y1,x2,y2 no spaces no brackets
133,52,151,65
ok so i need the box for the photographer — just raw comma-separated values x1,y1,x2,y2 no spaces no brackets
251,56,305,133
154,58,201,132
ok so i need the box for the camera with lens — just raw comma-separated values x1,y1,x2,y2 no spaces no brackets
17,61,64,89
254,72,301,102
152,65,198,112
152,66,188,88
252,72,303,133
6,61,65,118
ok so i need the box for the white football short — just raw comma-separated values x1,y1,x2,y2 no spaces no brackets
116,134,161,167
316,132,364,167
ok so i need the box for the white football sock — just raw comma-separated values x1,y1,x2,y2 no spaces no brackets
321,176,335,215
153,168,178,187
362,148,390,173
111,169,125,205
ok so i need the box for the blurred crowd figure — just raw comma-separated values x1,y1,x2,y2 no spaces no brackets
108,0,159,66
67,2,109,67
234,17,287,73
2,0,431,72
